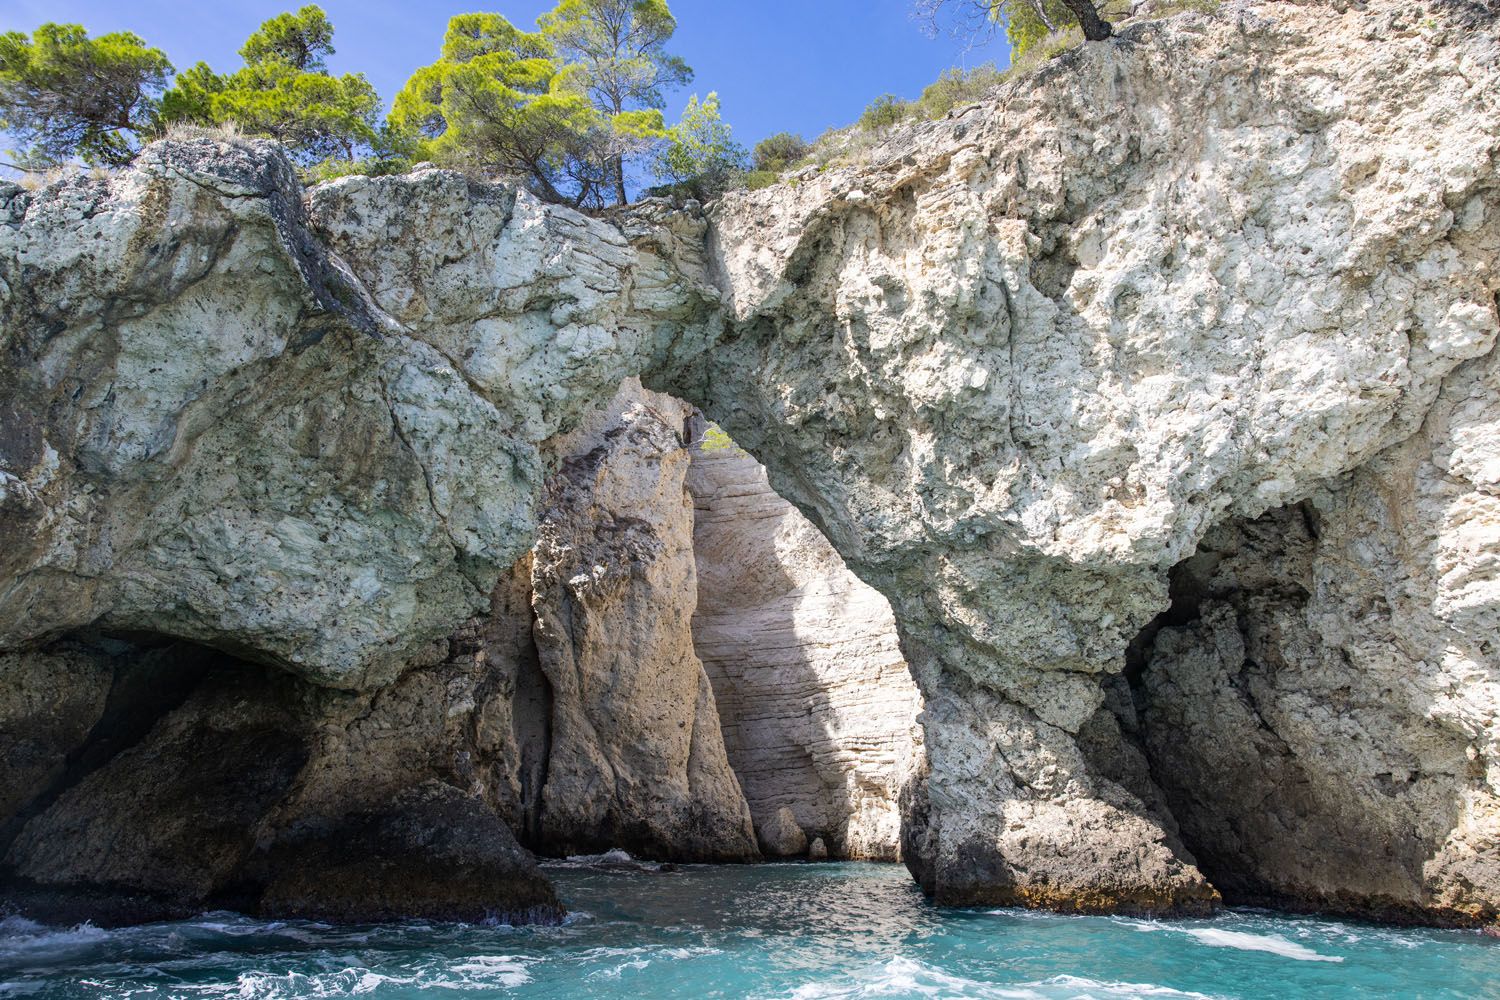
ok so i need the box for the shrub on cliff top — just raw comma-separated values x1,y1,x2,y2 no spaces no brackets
858,93,916,133
653,91,747,198
0,23,171,166
752,131,810,172
917,64,1005,118
157,6,382,164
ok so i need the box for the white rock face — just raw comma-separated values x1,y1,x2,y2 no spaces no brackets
689,430,924,860
1139,343,1500,926
2,0,1499,927
757,805,809,857
680,0,1500,912
530,382,758,860
0,142,720,688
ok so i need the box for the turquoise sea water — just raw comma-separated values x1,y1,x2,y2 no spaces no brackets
2,862,1497,999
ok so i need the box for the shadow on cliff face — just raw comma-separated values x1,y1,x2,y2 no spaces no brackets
0,382,929,933
685,415,926,862
0,622,561,927
1122,501,1494,927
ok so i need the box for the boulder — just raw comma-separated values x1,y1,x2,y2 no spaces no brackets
758,806,809,857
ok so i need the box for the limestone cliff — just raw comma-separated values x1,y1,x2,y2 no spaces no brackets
531,382,759,861
1133,341,1500,926
0,142,720,690
682,0,1500,919
688,425,924,860
1,0,1498,930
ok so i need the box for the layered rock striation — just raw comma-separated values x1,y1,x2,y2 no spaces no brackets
689,426,924,860
1,0,1498,929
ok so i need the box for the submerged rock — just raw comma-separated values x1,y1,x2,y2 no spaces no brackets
258,781,561,925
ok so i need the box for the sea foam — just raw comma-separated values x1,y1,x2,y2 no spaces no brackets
1182,928,1344,963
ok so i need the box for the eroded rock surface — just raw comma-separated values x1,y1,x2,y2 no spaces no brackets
1,0,1499,929
1133,344,1500,926
0,647,111,827
0,611,563,926
0,141,719,690
530,382,758,861
689,428,924,860
0,542,570,927
674,0,1500,915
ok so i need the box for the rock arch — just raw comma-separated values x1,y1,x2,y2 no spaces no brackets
1,0,1498,928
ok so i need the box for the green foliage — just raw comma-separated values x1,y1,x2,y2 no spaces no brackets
391,2,690,206
158,7,380,163
1140,0,1220,17
538,0,690,203
751,131,809,173
1004,25,1085,76
171,61,379,160
5,1,709,204
301,148,412,185
239,5,335,72
997,0,1074,58
698,423,743,453
992,0,1214,58
917,63,1004,118
389,12,606,204
539,0,690,115
654,91,745,198
740,169,779,190
0,23,171,166
857,93,914,133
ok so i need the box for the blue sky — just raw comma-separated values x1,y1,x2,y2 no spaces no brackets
0,1,1014,147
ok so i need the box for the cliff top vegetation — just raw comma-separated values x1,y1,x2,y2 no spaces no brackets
0,0,1217,206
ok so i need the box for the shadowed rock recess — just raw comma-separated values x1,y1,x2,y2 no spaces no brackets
0,0,1497,928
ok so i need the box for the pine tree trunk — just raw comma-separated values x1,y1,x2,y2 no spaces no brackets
613,155,628,206
1060,0,1113,40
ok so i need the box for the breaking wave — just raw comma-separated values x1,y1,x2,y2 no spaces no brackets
1181,929,1343,963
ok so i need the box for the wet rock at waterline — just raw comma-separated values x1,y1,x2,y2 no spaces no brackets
756,806,809,858
0,633,563,925
1,0,1499,929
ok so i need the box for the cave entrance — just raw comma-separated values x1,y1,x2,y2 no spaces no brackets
685,413,925,862
0,381,929,932
523,379,924,864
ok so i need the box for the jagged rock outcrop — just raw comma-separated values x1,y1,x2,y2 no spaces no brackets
0,140,719,690
689,430,924,860
668,0,1500,918
1131,342,1500,926
530,382,758,860
0,620,562,926
1,0,1498,929
0,647,112,826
